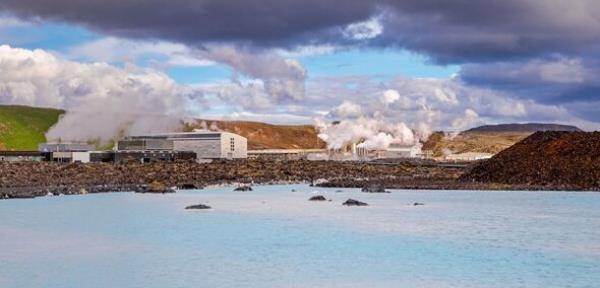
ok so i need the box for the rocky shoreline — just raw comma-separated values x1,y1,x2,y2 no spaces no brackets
1,158,595,199
0,159,463,199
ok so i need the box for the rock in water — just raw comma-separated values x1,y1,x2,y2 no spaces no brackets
309,195,327,201
234,185,253,192
140,180,175,193
179,183,201,190
185,204,212,210
361,184,388,193
343,199,369,206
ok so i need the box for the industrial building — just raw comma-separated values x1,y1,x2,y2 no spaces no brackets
248,149,326,161
445,152,494,161
113,150,196,163
384,143,423,159
38,143,95,163
0,151,45,162
123,131,247,160
327,142,424,161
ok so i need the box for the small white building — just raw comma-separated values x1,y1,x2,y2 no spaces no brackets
128,131,247,159
445,152,494,161
38,143,95,163
384,143,423,159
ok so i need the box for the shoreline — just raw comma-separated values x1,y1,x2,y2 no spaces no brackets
2,178,596,200
1,159,596,200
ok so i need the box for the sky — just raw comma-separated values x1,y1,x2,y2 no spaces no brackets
0,0,599,144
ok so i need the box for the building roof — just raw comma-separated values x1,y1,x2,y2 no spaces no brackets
248,149,326,154
128,131,246,141
38,143,95,152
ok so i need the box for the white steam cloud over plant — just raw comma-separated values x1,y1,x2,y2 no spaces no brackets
0,45,189,145
314,89,434,150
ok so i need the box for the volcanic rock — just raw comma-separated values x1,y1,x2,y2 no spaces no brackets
308,195,327,201
461,131,600,190
361,184,388,193
342,199,369,206
179,183,201,190
185,203,212,210
140,180,175,193
234,185,253,192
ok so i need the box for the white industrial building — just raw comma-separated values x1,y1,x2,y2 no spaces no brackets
327,142,424,161
126,131,247,159
445,152,494,161
384,143,423,158
38,143,95,163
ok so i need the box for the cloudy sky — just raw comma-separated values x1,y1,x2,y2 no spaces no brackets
1,0,599,140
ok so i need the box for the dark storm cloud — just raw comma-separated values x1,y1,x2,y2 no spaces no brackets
379,0,600,63
0,0,376,46
2,0,600,126
2,0,600,63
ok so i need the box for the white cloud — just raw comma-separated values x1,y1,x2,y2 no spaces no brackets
381,89,400,105
343,17,383,40
69,37,214,67
199,45,307,102
332,100,362,118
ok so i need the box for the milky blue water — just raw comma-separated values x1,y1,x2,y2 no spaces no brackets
1,185,599,288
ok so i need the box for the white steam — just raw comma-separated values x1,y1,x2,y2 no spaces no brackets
315,88,482,151
0,45,189,145
315,116,420,150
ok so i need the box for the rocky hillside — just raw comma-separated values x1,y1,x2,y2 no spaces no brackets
422,131,531,157
185,119,325,149
460,131,600,190
423,123,583,158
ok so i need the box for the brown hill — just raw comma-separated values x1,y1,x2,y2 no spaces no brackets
184,119,325,150
422,123,582,158
460,131,600,190
422,131,531,158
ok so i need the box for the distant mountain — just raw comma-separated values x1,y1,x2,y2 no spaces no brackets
465,123,582,133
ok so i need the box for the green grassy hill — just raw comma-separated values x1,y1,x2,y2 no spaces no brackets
0,105,63,150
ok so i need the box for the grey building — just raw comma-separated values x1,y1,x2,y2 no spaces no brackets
126,131,247,159
117,139,174,151
38,143,95,153
38,143,95,163
114,150,196,163
0,151,45,162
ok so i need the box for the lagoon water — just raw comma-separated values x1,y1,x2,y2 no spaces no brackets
1,185,599,287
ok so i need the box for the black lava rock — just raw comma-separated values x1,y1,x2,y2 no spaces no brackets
361,184,388,193
234,185,253,192
185,204,212,210
309,195,327,201
343,199,369,206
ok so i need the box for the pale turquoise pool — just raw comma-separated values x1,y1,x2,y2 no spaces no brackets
1,185,599,287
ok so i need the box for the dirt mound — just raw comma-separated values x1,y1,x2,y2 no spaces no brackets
461,132,600,190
